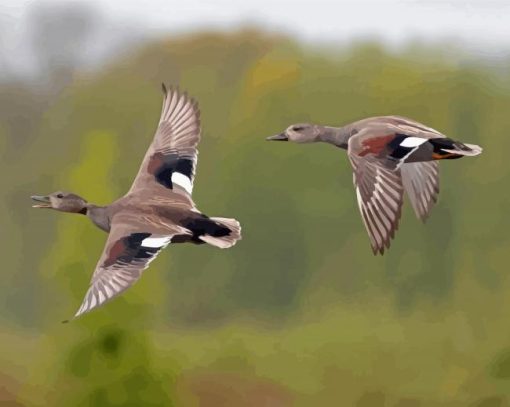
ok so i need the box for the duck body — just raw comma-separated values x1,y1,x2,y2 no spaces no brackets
32,85,241,319
268,115,482,255
84,198,208,237
342,116,481,166
107,197,231,244
308,115,481,164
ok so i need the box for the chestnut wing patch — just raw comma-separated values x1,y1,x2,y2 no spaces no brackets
358,134,396,157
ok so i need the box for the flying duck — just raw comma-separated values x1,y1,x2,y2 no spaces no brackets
267,116,482,254
32,84,241,319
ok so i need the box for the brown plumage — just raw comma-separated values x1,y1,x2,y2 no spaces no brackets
267,116,482,255
32,85,241,319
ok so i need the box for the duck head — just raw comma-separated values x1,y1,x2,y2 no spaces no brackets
267,123,319,143
31,191,88,214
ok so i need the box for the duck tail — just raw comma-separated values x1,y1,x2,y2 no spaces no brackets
199,217,242,249
430,138,483,160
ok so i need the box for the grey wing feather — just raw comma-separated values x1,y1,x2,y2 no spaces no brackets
156,85,201,156
374,116,445,139
349,155,404,255
401,162,439,222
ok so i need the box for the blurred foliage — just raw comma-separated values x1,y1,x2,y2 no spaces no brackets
1,29,510,405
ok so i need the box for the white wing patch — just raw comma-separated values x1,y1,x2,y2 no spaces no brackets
141,236,172,248
171,172,193,195
400,137,428,148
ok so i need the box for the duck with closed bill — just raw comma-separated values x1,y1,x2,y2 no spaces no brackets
267,116,482,255
32,84,241,319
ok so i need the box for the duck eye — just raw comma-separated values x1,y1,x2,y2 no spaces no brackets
293,126,304,131
56,194,64,198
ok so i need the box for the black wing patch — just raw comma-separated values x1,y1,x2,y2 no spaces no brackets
74,232,172,318
148,152,194,190
387,134,414,160
104,233,161,267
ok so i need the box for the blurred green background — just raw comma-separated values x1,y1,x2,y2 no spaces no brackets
1,2,510,406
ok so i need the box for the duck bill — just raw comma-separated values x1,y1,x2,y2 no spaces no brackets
266,133,288,141
31,195,52,208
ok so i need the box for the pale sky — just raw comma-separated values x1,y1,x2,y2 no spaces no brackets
2,0,509,46
1,0,509,77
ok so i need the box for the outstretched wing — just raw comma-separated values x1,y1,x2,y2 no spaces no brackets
128,84,201,198
72,214,190,319
401,162,439,222
349,155,404,255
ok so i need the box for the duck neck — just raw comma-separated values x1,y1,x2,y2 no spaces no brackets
317,125,352,150
85,204,111,232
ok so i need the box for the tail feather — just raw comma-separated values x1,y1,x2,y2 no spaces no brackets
199,217,241,249
430,138,483,159
441,142,483,157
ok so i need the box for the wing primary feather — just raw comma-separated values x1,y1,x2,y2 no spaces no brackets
128,85,202,197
